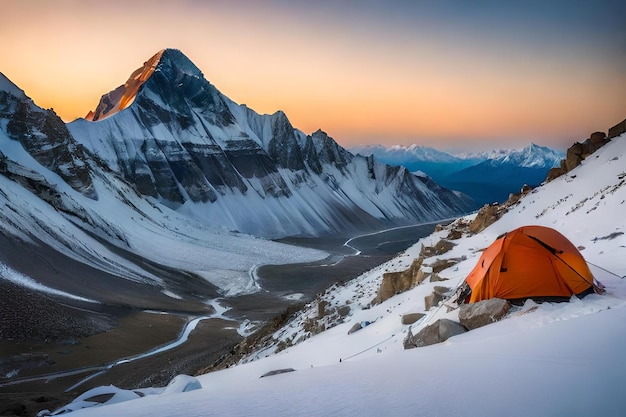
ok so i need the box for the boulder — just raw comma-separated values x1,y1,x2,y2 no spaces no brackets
348,320,373,335
459,298,510,330
434,285,451,295
337,305,351,317
347,322,363,334
434,239,455,254
403,319,467,349
401,313,425,325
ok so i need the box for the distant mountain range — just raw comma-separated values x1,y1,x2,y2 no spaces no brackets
351,143,564,205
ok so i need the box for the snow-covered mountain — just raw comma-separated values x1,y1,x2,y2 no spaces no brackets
351,143,467,164
57,131,626,417
68,49,472,238
0,71,329,309
350,142,563,170
456,143,563,168
443,143,564,204
353,142,563,205
350,143,479,183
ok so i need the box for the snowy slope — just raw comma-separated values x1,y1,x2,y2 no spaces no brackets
60,135,626,416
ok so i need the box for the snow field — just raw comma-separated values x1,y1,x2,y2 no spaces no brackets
65,135,626,416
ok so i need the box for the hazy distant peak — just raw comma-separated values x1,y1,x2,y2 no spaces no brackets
349,143,461,163
489,142,563,168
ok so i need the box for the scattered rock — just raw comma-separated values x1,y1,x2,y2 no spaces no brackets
429,273,448,282
317,299,328,319
592,231,624,241
424,286,451,311
403,319,467,349
401,313,425,325
428,258,459,274
260,368,296,378
433,239,455,254
337,305,351,317
424,292,443,311
459,298,510,330
446,229,463,240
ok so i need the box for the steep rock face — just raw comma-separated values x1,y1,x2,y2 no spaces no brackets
0,79,95,198
267,111,306,171
546,130,613,182
608,119,626,139
307,129,352,173
69,49,473,237
86,50,164,121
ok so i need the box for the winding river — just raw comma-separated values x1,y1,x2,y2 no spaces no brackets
1,221,442,392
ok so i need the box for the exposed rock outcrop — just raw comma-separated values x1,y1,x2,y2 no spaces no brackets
467,183,533,235
0,90,96,198
608,118,626,139
546,129,614,182
469,203,503,234
371,257,426,305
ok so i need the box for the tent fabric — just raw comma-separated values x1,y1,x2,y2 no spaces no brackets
465,225,594,303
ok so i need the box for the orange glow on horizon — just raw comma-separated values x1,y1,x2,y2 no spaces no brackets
1,1,624,150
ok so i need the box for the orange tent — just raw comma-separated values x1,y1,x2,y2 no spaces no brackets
465,225,596,303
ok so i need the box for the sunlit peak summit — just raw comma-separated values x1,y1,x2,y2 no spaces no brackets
85,49,165,121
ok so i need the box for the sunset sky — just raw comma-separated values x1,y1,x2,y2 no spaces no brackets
1,0,625,150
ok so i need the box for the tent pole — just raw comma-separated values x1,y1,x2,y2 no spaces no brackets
526,235,603,292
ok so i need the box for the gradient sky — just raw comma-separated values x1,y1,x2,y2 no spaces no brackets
1,0,625,150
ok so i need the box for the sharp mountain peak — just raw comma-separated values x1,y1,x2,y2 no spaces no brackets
85,48,204,122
